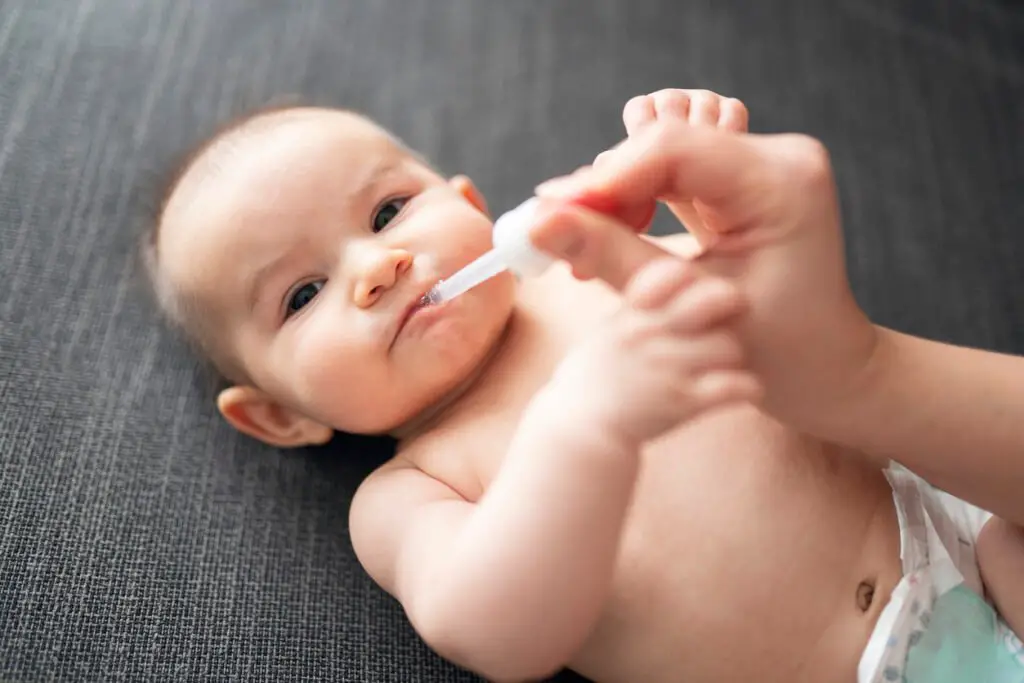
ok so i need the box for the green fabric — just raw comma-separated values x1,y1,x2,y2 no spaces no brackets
904,585,1024,683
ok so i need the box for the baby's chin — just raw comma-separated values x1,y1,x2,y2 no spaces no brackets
370,351,503,439
315,397,445,441
300,372,460,437
318,299,515,437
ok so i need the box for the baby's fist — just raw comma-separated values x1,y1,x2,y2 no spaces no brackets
556,259,761,445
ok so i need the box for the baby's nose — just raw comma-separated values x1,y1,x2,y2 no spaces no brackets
354,249,413,307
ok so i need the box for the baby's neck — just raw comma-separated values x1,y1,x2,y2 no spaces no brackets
390,308,521,443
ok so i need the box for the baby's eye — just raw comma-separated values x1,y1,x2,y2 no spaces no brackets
372,198,408,233
286,280,325,317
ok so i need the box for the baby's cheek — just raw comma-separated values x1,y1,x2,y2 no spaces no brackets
420,202,495,263
285,319,378,420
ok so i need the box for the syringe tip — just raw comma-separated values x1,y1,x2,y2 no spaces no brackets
419,286,442,307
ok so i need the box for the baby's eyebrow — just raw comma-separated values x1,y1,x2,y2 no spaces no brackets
246,249,301,316
243,155,408,315
346,156,406,208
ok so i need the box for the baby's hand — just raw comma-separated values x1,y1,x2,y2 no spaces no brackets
596,89,749,244
553,258,761,445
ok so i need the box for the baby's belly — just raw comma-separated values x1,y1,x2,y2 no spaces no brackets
570,405,903,683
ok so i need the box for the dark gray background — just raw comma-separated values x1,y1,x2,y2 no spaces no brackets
1,1,1021,681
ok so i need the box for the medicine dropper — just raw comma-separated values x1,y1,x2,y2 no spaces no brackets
420,198,554,306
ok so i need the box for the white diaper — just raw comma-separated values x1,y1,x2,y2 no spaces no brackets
858,463,1024,683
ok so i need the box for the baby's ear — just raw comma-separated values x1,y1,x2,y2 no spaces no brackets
217,385,333,448
449,175,489,217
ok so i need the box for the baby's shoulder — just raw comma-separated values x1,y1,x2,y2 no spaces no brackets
348,451,472,590
349,449,470,530
395,431,485,501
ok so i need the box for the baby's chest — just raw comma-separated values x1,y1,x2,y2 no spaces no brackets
417,275,622,496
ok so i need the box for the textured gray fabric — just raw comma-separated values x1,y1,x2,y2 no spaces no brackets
1,1,1021,681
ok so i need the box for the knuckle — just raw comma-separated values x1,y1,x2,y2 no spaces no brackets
725,98,748,118
636,260,695,304
609,308,648,345
787,134,833,188
625,94,649,109
692,278,742,311
716,285,746,314
623,94,651,118
689,90,717,107
653,89,688,106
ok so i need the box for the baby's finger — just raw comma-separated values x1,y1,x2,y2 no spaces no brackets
623,258,695,311
719,98,749,132
670,233,705,260
652,89,690,122
691,370,763,407
666,278,746,332
623,95,656,136
688,91,721,127
653,331,746,373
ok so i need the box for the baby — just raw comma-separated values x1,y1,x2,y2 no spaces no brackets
146,89,1024,682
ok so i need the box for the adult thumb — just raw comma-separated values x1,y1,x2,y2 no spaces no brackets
529,201,678,293
536,121,773,243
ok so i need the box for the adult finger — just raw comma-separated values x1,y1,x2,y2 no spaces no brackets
686,90,720,127
535,121,777,242
623,95,656,136
529,202,679,292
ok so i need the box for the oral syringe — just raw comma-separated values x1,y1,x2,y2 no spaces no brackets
420,198,554,306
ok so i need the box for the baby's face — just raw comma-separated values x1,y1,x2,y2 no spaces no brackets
159,110,515,434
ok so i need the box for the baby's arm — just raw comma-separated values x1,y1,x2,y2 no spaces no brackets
351,402,640,682
825,330,1024,527
350,259,756,681
978,517,1024,638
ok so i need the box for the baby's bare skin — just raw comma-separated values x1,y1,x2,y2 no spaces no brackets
158,100,901,683
395,261,903,682
155,90,1024,683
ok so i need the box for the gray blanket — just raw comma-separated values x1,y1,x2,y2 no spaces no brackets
2,1,1022,681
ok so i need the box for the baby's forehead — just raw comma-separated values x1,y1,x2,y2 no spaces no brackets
157,108,408,296
161,109,409,243
166,108,398,210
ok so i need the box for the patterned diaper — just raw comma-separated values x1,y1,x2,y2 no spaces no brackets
857,463,1024,683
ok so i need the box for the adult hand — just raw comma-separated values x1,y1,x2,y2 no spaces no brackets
529,91,879,433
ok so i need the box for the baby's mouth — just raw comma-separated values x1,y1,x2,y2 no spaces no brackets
391,288,436,348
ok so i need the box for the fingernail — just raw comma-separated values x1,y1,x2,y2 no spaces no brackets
551,230,585,259
531,209,585,258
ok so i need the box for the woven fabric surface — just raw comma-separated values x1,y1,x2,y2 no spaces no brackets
1,1,1022,681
